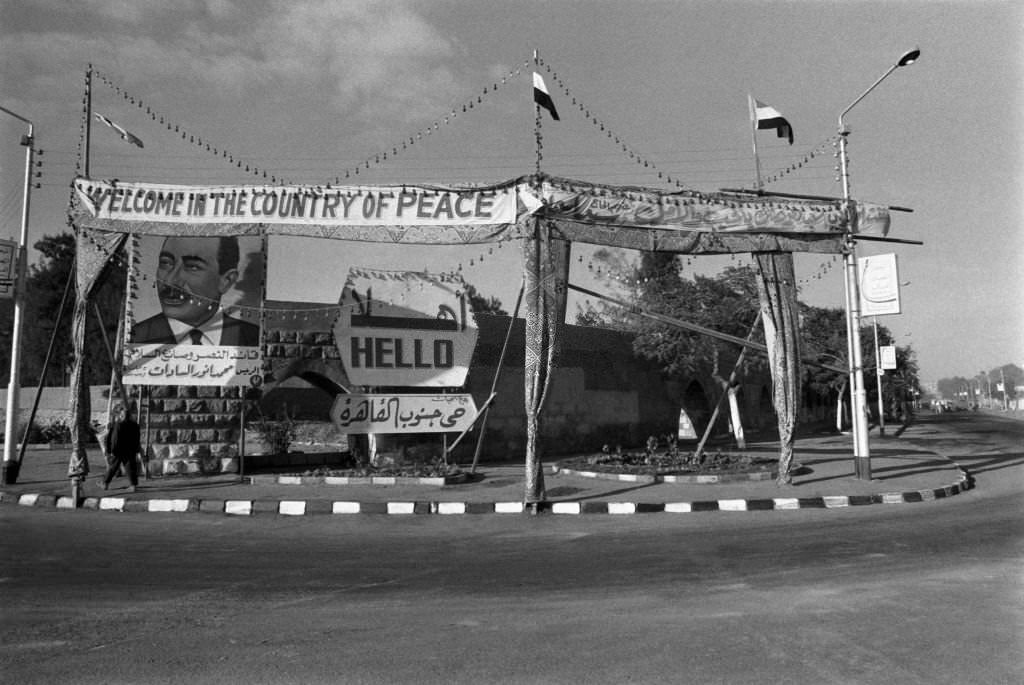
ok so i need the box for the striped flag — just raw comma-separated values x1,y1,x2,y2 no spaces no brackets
533,72,560,121
94,112,145,148
753,99,793,144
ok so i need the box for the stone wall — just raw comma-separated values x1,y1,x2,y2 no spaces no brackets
142,384,245,476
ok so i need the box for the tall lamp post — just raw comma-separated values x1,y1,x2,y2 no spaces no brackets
838,47,920,480
1,106,35,485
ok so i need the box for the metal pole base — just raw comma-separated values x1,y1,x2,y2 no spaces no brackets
854,456,872,480
1,461,20,485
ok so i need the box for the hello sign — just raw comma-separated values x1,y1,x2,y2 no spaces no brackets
334,268,478,387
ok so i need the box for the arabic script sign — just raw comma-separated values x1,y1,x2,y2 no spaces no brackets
330,393,478,434
334,268,478,387
122,345,263,387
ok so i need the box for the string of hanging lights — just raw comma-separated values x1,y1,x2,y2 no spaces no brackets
337,60,533,185
76,224,502,323
92,67,290,185
78,56,847,324
761,134,841,186
535,55,691,191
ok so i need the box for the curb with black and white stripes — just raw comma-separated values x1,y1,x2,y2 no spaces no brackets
1,470,973,516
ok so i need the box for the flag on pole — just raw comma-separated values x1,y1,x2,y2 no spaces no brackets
533,72,560,121
94,112,145,148
752,99,793,144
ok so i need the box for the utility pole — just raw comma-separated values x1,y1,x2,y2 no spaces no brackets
836,47,920,479
1,106,35,485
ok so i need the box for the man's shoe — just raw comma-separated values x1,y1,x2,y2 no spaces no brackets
127,485,136,493
101,481,108,491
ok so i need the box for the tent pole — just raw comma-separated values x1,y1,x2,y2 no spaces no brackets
469,280,525,474
17,264,75,464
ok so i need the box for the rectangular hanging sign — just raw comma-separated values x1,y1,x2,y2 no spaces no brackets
880,345,898,370
330,393,478,434
74,180,517,227
0,238,16,299
858,253,902,316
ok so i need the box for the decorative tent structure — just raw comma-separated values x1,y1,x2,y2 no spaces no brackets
66,174,892,501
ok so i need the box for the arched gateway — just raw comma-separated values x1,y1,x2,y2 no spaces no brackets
66,174,891,501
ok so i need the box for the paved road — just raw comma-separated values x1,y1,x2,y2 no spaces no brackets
1,413,1021,684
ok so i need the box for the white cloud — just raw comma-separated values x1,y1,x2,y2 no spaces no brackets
3,1,462,122
250,1,459,123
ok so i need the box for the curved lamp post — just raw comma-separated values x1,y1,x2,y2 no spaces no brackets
838,48,920,479
1,105,35,485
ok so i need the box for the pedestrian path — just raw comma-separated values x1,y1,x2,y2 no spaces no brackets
0,433,971,516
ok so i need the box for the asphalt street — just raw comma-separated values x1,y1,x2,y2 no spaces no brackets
0,412,1021,684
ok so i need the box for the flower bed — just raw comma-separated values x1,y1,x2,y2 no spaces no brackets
248,460,469,486
556,439,777,483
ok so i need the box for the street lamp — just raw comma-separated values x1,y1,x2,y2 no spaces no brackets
837,47,920,480
1,105,35,485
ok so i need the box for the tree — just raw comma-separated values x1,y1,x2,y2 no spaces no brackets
462,282,506,316
942,364,1024,408
936,376,968,401
575,252,769,443
800,305,850,430
800,307,922,427
577,252,763,380
994,364,1023,403
0,232,124,388
886,345,921,421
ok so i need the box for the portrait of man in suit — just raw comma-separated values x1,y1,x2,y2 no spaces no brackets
132,235,260,346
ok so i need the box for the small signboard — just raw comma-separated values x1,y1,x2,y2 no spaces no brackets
334,268,478,387
678,409,698,440
0,238,17,300
330,393,478,434
880,345,897,371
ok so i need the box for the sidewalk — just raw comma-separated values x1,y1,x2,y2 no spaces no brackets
0,433,971,516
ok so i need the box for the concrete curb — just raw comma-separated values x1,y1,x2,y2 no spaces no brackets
553,466,776,484
1,470,973,516
247,474,459,487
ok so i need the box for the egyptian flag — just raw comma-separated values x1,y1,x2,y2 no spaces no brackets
533,72,560,121
753,99,793,145
94,112,145,148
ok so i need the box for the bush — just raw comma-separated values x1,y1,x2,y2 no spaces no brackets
567,434,770,475
39,418,72,444
248,405,297,456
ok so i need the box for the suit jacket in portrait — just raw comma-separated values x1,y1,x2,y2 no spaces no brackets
132,312,260,346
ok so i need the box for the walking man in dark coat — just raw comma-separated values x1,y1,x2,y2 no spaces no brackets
101,403,143,492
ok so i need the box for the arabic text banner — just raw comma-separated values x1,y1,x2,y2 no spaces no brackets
123,345,263,387
330,393,479,434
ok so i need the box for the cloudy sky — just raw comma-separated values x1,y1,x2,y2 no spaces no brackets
1,0,1022,384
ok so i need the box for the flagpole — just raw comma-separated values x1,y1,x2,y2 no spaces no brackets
533,49,542,178
84,64,92,178
748,94,763,190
